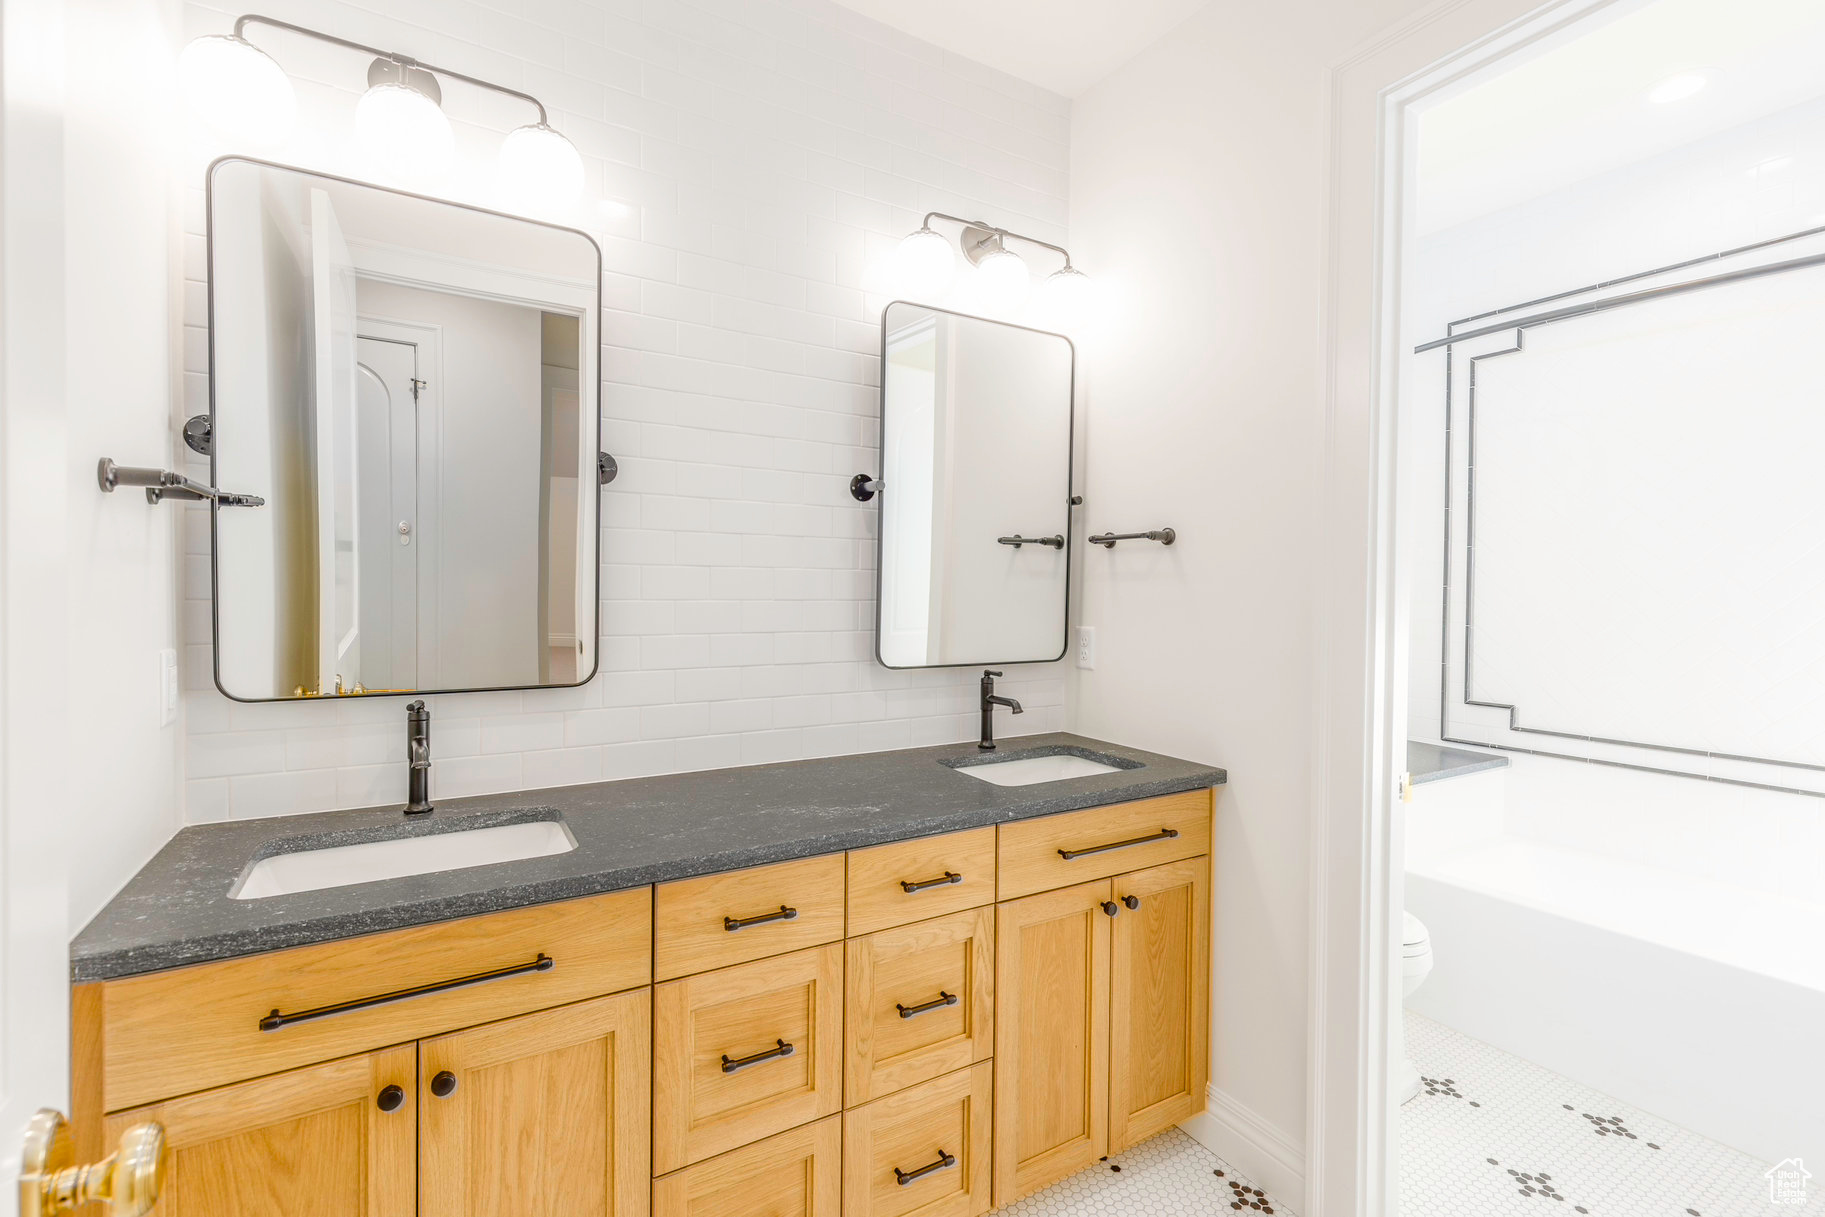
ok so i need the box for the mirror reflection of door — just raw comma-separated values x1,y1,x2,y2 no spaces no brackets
309,188,361,698
353,332,422,691
881,314,939,663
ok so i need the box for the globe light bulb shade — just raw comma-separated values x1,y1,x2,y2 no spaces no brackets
975,246,1029,311
179,34,296,147
500,123,586,208
355,82,454,181
1039,264,1092,326
894,227,956,298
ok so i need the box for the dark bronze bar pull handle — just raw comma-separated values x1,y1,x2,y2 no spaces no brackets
894,1150,957,1187
1089,527,1175,548
259,953,554,1031
1057,828,1179,861
721,1039,795,1074
900,871,963,894
896,991,959,1020
724,905,799,932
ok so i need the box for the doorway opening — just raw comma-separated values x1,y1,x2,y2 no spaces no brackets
1392,0,1825,1211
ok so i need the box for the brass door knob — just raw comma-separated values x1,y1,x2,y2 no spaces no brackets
19,1109,165,1217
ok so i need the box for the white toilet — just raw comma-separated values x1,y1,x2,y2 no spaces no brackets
1399,911,1434,1103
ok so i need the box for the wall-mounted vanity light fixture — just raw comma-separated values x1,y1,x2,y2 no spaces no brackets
892,213,1091,322
179,15,585,204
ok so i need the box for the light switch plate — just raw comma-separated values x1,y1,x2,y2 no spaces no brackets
1075,626,1095,669
158,648,178,726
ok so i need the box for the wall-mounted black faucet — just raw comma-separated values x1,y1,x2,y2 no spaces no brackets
405,700,433,815
979,670,1024,750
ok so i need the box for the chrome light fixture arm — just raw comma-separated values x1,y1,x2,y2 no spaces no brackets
231,13,548,123
920,210,1075,268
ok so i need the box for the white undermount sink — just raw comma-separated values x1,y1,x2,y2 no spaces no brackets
230,820,578,900
953,754,1125,786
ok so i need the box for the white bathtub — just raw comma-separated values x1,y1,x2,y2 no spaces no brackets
1403,762,1825,1168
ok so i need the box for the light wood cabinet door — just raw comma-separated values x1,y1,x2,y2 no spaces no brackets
843,1063,992,1217
418,990,651,1217
652,944,845,1173
651,1116,842,1217
1108,857,1210,1153
104,1045,416,1217
992,879,1111,1208
845,908,993,1105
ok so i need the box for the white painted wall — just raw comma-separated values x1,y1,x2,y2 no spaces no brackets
178,0,1073,820
1067,0,1437,1199
62,0,189,928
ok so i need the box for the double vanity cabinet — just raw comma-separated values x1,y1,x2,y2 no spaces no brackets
71,779,1214,1217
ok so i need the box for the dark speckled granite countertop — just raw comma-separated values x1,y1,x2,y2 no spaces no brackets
72,733,1225,983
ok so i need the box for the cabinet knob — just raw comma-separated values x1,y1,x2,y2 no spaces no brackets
1101,901,1119,917
1121,895,1140,910
376,1085,405,1113
431,1071,458,1098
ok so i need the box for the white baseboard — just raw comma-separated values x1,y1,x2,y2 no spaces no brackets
1178,1085,1307,1215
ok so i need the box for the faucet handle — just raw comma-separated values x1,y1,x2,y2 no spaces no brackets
983,670,1003,678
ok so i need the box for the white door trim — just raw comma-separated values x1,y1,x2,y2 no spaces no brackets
1306,0,1626,1213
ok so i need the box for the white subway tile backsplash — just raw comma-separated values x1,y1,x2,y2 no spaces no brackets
180,0,1071,821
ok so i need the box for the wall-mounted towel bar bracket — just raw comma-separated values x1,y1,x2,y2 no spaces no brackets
1089,528,1175,548
998,534,1064,549
850,474,883,501
98,458,265,508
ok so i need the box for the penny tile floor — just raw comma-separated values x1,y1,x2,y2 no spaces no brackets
986,1012,1812,1216
993,1126,1284,1216
1401,1011,1814,1216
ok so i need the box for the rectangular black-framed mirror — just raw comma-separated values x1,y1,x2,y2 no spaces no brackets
871,301,1075,669
206,157,603,702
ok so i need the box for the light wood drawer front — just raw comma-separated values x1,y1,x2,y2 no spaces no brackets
655,855,846,982
846,828,995,938
843,1063,993,1217
845,909,993,1106
101,888,652,1112
996,790,1212,901
652,1115,842,1217
653,943,845,1174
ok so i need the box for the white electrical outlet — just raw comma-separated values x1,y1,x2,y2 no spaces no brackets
158,648,179,727
1075,626,1096,669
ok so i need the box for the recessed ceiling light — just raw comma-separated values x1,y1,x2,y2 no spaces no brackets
1648,71,1710,104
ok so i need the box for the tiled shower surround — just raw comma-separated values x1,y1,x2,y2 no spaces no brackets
178,0,1072,821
